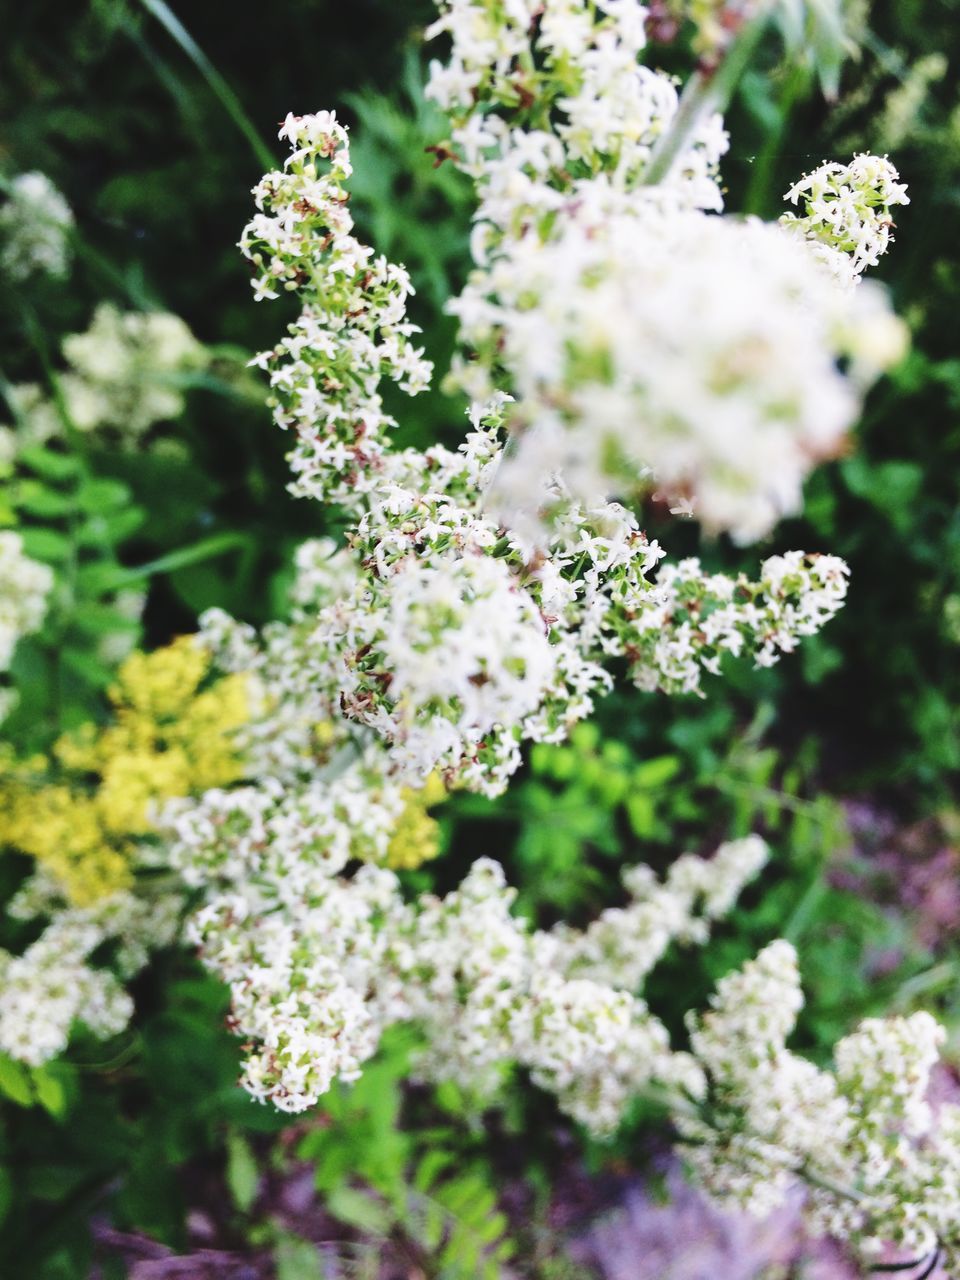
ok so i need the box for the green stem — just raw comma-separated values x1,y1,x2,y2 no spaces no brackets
134,0,275,172
103,530,250,589
642,9,773,189
797,1161,865,1206
742,62,809,216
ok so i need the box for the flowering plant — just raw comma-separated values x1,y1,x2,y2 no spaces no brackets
3,1,957,1274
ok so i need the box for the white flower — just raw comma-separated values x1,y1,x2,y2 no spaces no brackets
60,303,207,439
0,889,180,1067
781,153,910,286
0,531,54,670
456,201,906,543
238,112,432,509
0,172,74,282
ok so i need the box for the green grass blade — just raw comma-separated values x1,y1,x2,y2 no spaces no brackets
135,0,276,171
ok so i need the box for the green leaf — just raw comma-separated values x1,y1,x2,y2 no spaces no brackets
32,1067,67,1119
71,602,141,639
625,791,656,838
60,647,114,688
18,527,71,562
13,480,76,519
75,478,131,513
841,458,924,533
274,1234,325,1280
105,531,250,588
326,1185,393,1236
0,1054,34,1108
17,445,82,482
225,1130,259,1213
75,506,146,546
632,755,681,789
412,1150,454,1193
134,0,275,170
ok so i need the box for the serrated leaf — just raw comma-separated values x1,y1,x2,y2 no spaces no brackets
412,1149,454,1193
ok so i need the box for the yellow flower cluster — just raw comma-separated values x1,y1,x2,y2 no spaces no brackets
383,772,447,871
0,638,248,905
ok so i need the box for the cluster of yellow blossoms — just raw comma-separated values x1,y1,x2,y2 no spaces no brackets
0,634,446,909
0,638,249,905
383,772,447,871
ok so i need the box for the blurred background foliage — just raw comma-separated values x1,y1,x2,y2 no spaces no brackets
2,0,960,1275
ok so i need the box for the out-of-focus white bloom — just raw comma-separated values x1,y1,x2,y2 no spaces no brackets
546,834,769,989
781,153,910,287
1,305,207,455
679,941,960,1270
0,172,74,282
835,1012,944,1141
60,303,207,438
422,6,908,545
0,531,54,670
682,941,854,1218
688,938,805,1083
0,887,180,1067
455,202,907,543
0,382,62,453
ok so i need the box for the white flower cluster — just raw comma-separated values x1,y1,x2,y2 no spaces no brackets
167,646,960,1268
0,172,74,283
0,882,180,1067
164,762,960,1266
624,551,850,693
426,0,727,211
781,153,911,287
422,0,907,542
0,530,54,673
456,204,906,542
60,303,207,437
0,304,207,458
364,552,556,778
165,774,767,1123
680,939,960,1274
198,457,845,799
240,111,432,507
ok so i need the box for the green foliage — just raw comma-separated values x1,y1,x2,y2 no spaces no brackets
296,1032,514,1278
